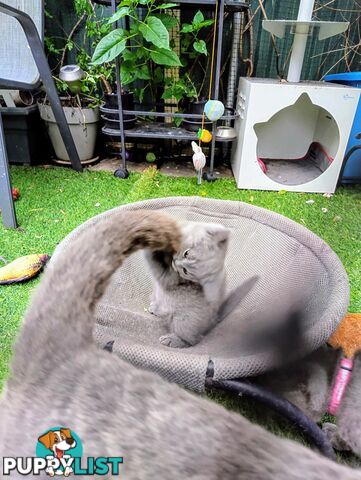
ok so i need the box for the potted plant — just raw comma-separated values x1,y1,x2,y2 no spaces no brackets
161,10,214,130
38,71,101,164
91,2,214,133
91,0,182,105
40,0,115,164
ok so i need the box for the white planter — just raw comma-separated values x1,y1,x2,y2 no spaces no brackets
38,102,99,163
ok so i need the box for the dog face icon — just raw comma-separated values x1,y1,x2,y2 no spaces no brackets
38,428,76,459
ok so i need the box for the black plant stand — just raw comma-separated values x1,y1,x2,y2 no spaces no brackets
96,0,249,180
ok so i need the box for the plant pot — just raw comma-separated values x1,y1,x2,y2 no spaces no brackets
1,104,51,165
101,92,136,129
183,99,213,132
38,102,100,163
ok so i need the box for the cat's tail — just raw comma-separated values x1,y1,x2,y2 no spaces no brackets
216,279,307,362
10,210,181,383
217,276,259,323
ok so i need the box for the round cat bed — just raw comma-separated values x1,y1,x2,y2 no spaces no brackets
52,196,349,458
53,196,349,392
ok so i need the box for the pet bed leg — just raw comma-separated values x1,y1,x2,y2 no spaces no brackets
206,378,335,460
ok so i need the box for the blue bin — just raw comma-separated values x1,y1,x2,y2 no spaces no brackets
325,72,361,184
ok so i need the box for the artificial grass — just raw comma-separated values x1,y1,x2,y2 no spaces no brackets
1,165,360,404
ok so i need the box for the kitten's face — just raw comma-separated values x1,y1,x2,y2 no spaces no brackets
172,222,230,283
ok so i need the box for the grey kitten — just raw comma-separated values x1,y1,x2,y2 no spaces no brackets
146,222,233,348
2,209,361,479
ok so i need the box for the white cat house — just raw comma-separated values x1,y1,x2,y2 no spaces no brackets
231,78,360,193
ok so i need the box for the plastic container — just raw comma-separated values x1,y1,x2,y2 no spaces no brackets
325,72,361,184
0,104,50,165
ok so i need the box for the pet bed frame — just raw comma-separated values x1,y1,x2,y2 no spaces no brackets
53,197,350,459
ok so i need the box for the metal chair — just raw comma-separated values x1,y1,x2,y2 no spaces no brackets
0,0,82,228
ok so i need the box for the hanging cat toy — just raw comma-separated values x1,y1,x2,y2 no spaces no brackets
192,0,225,185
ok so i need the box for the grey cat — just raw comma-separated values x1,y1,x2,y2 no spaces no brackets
1,209,361,479
146,222,240,348
255,345,361,459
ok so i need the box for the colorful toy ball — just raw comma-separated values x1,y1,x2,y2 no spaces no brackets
198,128,212,143
204,100,225,121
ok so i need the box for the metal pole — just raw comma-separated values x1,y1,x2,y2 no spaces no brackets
226,12,241,125
287,0,315,82
111,0,128,173
0,114,17,228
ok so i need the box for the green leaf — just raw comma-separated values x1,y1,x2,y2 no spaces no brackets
150,48,182,66
136,65,151,80
197,19,214,29
193,40,207,55
134,87,146,103
91,29,126,64
120,62,135,85
129,22,139,34
180,23,193,33
154,13,178,30
174,116,182,127
138,0,149,4
161,88,174,100
66,40,74,51
107,7,130,24
136,46,148,59
156,3,177,8
181,36,192,49
119,0,133,5
122,48,137,61
139,16,170,49
192,10,204,25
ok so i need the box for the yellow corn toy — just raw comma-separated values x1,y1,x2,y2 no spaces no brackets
0,254,50,285
197,128,212,143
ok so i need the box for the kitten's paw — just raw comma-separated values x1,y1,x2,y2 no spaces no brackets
159,334,189,348
322,422,351,452
148,301,160,315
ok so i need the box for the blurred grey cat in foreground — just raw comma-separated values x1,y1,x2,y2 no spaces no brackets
146,222,244,348
2,210,361,479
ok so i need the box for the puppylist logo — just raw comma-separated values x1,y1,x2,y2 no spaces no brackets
3,427,123,476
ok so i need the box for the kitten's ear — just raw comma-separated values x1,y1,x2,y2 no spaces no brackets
206,225,230,248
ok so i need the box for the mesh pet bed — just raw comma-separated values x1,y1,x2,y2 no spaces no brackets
53,196,349,458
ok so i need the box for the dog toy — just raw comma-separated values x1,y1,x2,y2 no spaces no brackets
198,128,212,143
204,99,225,121
327,313,361,415
12,188,20,200
191,141,206,185
0,254,50,285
